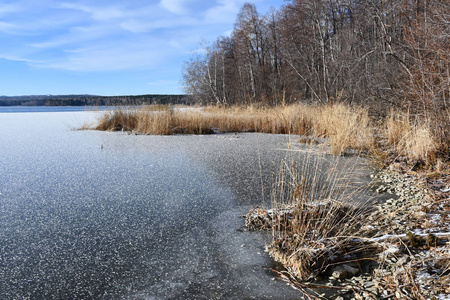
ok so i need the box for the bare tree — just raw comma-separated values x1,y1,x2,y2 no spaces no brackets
182,42,227,105
182,0,449,124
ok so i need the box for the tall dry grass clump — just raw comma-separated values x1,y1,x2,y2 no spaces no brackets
273,104,317,136
385,109,411,145
94,104,377,155
134,109,175,135
95,104,317,135
385,110,439,164
312,104,374,155
400,122,437,162
250,153,376,281
202,104,315,134
95,109,138,131
196,103,375,155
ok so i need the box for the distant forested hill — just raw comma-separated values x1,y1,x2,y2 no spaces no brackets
0,94,192,106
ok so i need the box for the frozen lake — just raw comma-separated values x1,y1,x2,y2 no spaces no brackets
0,108,374,299
0,110,307,299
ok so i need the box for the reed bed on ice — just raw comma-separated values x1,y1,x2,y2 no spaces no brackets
94,104,374,153
93,103,447,167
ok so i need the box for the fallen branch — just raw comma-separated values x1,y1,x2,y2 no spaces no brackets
371,232,450,243
266,267,378,300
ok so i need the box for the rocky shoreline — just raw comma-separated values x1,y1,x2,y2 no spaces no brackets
246,167,450,299
363,169,449,300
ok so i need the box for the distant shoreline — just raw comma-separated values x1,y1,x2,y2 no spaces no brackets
0,94,191,107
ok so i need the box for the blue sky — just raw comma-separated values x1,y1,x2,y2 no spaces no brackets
0,0,285,96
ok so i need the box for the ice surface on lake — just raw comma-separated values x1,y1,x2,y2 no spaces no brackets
0,112,304,299
0,111,372,299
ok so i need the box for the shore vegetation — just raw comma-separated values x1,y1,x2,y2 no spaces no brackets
94,103,448,168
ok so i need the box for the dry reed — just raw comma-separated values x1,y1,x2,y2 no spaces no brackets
312,104,374,155
252,152,378,281
385,110,438,163
95,109,138,131
94,103,445,166
94,104,373,151
385,109,411,145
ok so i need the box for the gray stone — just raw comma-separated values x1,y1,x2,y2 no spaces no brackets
332,266,348,279
332,264,359,279
396,256,410,266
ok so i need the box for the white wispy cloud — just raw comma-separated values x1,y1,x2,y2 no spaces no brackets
204,0,247,24
0,3,21,15
160,0,188,15
60,2,132,21
119,16,197,33
0,21,17,34
31,23,117,49
30,50,151,72
1,0,284,74
0,53,41,64
0,0,285,95
30,35,174,72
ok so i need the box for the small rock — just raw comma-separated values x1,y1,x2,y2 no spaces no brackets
396,256,411,266
332,264,359,279
364,281,375,288
343,264,359,277
332,266,348,279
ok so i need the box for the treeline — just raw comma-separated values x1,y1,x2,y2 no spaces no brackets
183,0,449,118
0,94,192,106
